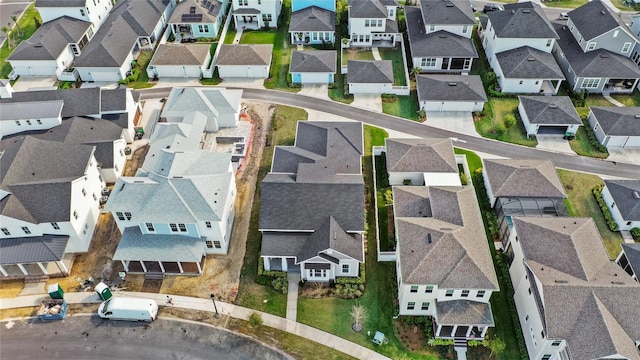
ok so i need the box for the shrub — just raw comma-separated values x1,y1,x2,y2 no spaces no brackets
503,113,516,129
381,94,398,103
248,312,263,327
494,123,506,136
592,185,619,231
271,275,288,294
630,227,640,241
460,173,469,186
335,283,364,299
336,263,366,284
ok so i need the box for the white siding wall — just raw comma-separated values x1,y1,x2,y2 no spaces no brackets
484,21,554,58
518,102,536,136
218,65,270,78
398,282,438,316
348,82,392,94
388,172,425,186
101,139,127,184
423,172,462,186
36,7,91,23
9,60,58,77
420,100,482,112
482,167,498,207
602,186,640,230
66,155,103,253
425,24,472,38
500,78,544,94
1,116,61,138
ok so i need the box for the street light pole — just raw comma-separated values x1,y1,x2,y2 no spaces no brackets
210,293,219,318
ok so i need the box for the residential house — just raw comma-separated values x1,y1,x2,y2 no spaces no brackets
508,217,640,360
160,87,242,133
483,2,564,94
1,100,64,138
347,60,393,94
601,179,640,231
289,6,335,45
7,17,93,81
289,50,336,84
616,243,640,282
231,0,281,29
168,0,229,40
587,106,640,149
517,96,582,137
260,121,365,282
384,138,461,186
35,0,113,29
0,136,104,279
482,158,568,249
627,13,640,66
147,44,213,79
416,74,487,112
552,0,640,93
405,0,477,74
73,0,175,82
347,0,399,47
215,44,273,79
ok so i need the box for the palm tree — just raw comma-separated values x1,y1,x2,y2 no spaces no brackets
10,16,22,36
350,302,368,332
2,26,14,49
410,67,421,80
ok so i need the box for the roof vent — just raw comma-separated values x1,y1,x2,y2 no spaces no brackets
634,191,640,199
600,54,609,58
548,104,558,109
439,34,447,38
446,3,454,6
612,281,625,285
554,280,568,283
448,82,457,86
440,228,452,231
34,44,42,48
309,15,316,19
527,56,536,61
522,9,531,13
427,233,432,244
635,114,640,118
601,10,606,15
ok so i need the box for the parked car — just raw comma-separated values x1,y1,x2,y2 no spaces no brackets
483,3,504,12
471,3,477,12
558,12,569,20
98,297,158,322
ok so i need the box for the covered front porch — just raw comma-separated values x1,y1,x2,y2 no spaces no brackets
263,256,300,272
434,300,494,340
604,78,638,94
0,236,72,279
233,9,261,30
290,31,334,45
122,258,205,275
434,324,489,340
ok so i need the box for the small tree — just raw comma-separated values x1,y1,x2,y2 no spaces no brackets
503,113,516,129
1,26,13,49
384,189,393,205
350,302,368,332
10,16,22,36
410,67,421,80
486,336,506,358
248,312,263,327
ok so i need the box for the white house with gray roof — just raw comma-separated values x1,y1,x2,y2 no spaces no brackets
289,5,335,45
7,16,93,81
289,50,336,84
601,179,640,231
587,106,640,149
347,0,399,47
617,243,640,282
518,96,582,137
147,44,214,79
260,121,365,282
384,138,462,186
0,136,104,279
215,44,273,79
0,100,64,138
508,217,640,360
416,74,487,112
231,0,281,29
35,0,113,30
347,60,394,94
161,87,242,133
168,0,229,40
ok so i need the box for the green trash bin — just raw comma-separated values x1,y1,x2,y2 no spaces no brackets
48,283,65,299
95,282,113,301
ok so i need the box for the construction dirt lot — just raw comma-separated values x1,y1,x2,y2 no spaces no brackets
0,101,274,306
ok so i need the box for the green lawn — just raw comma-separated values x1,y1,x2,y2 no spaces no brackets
610,89,640,107
382,91,419,121
240,30,277,44
568,126,609,159
126,51,155,89
544,0,588,8
378,47,407,86
342,48,375,66
557,170,625,259
586,94,615,107
224,24,237,44
475,98,538,147
235,105,308,317
610,0,640,10
262,0,299,92
1,4,42,78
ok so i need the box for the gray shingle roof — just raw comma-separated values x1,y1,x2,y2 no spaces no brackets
514,216,640,360
289,6,335,32
35,0,86,7
100,88,128,112
385,138,457,173
0,236,69,265
1,87,102,118
168,0,221,24
590,106,640,137
0,100,64,121
604,179,640,221
347,60,393,84
290,50,336,73
348,0,396,18
150,44,211,66
496,46,564,79
482,159,566,199
296,216,364,262
113,226,204,262
568,0,627,41
261,232,309,257
487,3,558,39
416,74,487,102
8,16,91,61
74,0,169,67
419,0,475,25
405,6,477,57
392,186,432,218
553,22,640,78
216,44,273,66
518,96,581,125
621,243,640,278
161,87,242,118
435,300,495,326
395,186,499,289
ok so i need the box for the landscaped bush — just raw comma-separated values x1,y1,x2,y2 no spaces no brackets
503,113,516,129
335,263,366,284
630,227,640,241
271,275,288,294
460,173,469,186
256,257,288,293
581,118,609,153
249,312,264,327
593,185,619,231
381,93,398,103
334,283,364,299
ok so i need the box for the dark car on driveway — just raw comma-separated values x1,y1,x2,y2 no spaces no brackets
483,3,504,12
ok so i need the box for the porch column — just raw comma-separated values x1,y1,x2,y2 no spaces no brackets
481,326,488,337
282,258,288,271
158,261,165,273
447,58,452,70
140,261,147,272
37,262,48,275
58,261,69,274
0,265,7,277
196,261,202,274
451,325,458,337
436,324,442,337
264,257,271,271
17,264,28,275
121,260,129,272
555,80,562,93
466,326,473,338
177,262,184,273
632,78,639,91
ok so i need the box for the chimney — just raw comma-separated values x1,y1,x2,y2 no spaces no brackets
0,80,13,99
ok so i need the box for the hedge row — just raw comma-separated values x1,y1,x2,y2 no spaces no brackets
256,257,288,294
592,185,619,231
335,263,366,284
631,227,640,241
581,118,609,153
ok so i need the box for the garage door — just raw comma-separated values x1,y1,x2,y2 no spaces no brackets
537,126,568,135
246,66,267,78
301,73,329,84
88,71,121,82
623,137,640,148
157,66,201,78
424,101,475,112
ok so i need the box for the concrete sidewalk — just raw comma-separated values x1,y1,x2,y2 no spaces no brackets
0,291,390,360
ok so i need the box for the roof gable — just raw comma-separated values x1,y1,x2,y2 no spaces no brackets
519,96,581,125
290,50,336,73
496,46,564,79
483,158,566,198
488,3,558,39
385,138,457,173
604,179,640,220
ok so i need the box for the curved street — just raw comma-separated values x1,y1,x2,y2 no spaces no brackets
138,87,640,179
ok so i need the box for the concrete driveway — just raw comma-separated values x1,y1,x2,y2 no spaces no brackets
425,111,480,137
607,147,640,165
298,84,330,100
11,76,57,91
352,94,382,112
220,77,265,89
535,136,576,155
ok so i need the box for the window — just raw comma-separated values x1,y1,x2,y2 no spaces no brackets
581,78,600,89
206,240,214,248
421,58,436,67
546,39,552,47
80,8,85,16
551,340,561,346
429,25,436,31
1,228,9,235
146,223,155,232
541,330,545,339
365,19,370,27
206,221,212,228
407,302,415,310
462,25,468,34
26,120,32,125
15,121,20,126
73,211,78,220
541,355,551,360
421,302,430,310
36,119,42,125
170,223,178,232
622,42,632,53
388,8,394,17
82,188,87,197
116,212,125,221
425,285,434,293
124,212,132,220
461,290,469,297
477,290,485,298
587,41,596,51
179,223,187,232
528,287,532,295
262,14,272,22
410,285,418,293
342,264,349,273
213,240,222,248
445,289,454,297
198,24,209,33
22,226,31,234
51,222,60,230
519,80,524,85
238,0,247,5
377,19,383,27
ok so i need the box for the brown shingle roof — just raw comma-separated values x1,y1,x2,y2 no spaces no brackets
483,159,566,199
385,138,457,173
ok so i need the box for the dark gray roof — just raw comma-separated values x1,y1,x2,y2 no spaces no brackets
100,88,128,112
483,159,566,199
0,101,64,121
216,44,273,66
1,87,101,118
395,186,499,289
518,96,582,125
590,107,640,137
487,3,558,39
604,179,640,221
8,17,91,61
621,243,640,278
233,8,261,14
406,6,477,58
290,50,336,73
75,0,169,67
168,0,221,24
296,216,364,262
568,0,627,41
150,44,211,66
496,46,564,79
0,236,69,265
435,300,495,326
553,22,640,79
261,232,308,257
347,60,393,84
113,227,204,262
416,74,487,102
289,6,335,32
35,0,86,7
349,0,396,18
419,0,475,25
385,138,457,173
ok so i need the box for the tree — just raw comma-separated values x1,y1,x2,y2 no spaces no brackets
350,302,368,332
10,16,22,36
410,67,421,80
486,336,506,358
248,312,263,327
503,113,516,129
2,26,14,49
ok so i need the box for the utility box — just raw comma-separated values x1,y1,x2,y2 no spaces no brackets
95,282,113,301
48,283,65,299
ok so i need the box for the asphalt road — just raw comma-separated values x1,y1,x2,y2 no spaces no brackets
0,0,31,46
1,316,290,360
138,87,640,179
